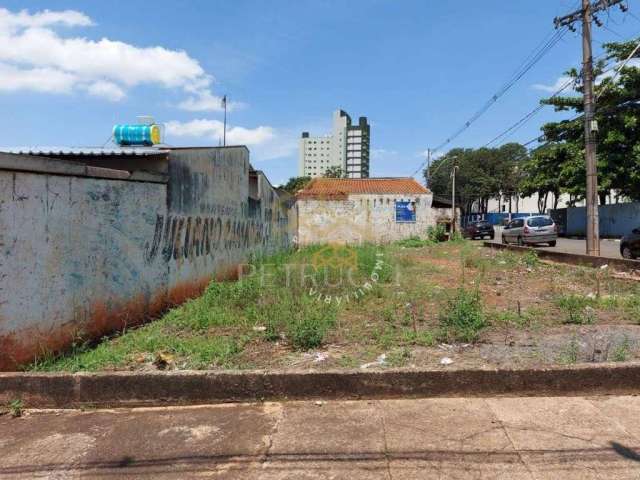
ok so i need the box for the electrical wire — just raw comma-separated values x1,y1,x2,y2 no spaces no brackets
411,26,569,178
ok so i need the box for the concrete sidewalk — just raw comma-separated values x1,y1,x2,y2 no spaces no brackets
2,396,640,479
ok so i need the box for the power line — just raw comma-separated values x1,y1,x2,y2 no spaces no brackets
482,76,576,148
410,26,569,178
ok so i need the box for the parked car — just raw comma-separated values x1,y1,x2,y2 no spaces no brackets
463,220,495,240
501,216,557,247
620,228,640,259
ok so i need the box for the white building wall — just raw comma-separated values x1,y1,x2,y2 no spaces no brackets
297,193,449,245
483,192,583,214
298,110,369,178
299,135,335,177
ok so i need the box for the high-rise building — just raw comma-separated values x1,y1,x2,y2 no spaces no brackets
299,110,370,178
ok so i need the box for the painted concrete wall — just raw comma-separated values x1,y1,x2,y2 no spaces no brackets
0,147,294,370
297,193,439,245
564,202,640,238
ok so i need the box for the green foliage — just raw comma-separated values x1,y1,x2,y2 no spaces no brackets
8,399,23,418
281,176,311,194
536,38,640,202
426,143,527,214
623,294,640,322
323,165,345,178
396,236,430,248
558,338,580,364
387,347,412,367
521,250,540,269
611,337,632,362
438,287,486,342
287,307,336,350
556,294,597,324
427,224,447,243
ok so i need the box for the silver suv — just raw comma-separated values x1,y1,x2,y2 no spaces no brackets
502,216,557,247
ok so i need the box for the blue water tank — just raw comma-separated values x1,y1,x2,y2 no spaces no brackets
113,124,161,146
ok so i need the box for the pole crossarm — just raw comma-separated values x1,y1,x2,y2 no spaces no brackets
554,0,624,29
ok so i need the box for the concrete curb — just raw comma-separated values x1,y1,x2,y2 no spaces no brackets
483,241,640,272
2,363,640,408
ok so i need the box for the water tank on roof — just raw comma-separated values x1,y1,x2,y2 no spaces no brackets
113,124,161,146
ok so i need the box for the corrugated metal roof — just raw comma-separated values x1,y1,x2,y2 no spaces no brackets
1,147,169,156
297,177,430,199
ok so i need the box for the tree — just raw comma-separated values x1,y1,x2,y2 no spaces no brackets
538,38,640,203
281,176,311,194
519,145,565,213
323,166,345,178
425,144,527,214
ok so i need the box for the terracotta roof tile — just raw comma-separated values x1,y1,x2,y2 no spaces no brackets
297,177,429,199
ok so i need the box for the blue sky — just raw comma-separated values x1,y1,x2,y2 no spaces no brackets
1,1,639,185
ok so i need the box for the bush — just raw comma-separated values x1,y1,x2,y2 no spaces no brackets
556,294,596,324
438,287,486,342
427,225,447,243
521,250,539,268
287,306,337,350
396,236,429,248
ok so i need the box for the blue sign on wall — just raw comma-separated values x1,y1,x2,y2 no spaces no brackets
395,201,416,223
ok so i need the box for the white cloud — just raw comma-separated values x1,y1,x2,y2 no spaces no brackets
166,119,275,146
0,8,93,31
85,80,125,101
0,8,227,105
165,119,297,162
178,90,246,112
0,63,76,93
532,76,574,93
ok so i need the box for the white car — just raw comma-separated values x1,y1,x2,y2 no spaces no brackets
502,216,558,247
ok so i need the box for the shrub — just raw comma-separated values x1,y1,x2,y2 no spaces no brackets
438,287,486,342
8,399,23,418
558,338,580,364
427,224,447,243
396,236,429,248
556,294,596,324
521,250,539,268
611,336,632,362
287,306,336,350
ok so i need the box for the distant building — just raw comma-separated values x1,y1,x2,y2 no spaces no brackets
296,177,455,245
299,110,370,179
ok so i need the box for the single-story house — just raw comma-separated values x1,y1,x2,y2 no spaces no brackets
296,177,455,245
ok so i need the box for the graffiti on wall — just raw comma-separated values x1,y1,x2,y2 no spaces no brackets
145,209,290,264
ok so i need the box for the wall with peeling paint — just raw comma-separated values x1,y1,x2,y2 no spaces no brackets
0,147,294,370
297,193,441,245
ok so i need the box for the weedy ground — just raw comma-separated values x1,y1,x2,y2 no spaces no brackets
30,240,640,372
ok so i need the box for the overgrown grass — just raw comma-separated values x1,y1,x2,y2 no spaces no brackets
438,286,486,343
29,244,392,372
611,337,632,362
558,338,580,364
427,224,447,243
556,294,597,325
396,236,431,248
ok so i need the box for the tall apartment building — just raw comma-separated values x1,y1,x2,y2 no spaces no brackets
299,110,370,178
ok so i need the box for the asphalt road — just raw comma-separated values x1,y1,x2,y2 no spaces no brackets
490,228,622,260
3,396,640,479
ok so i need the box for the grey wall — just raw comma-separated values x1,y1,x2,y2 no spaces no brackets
0,147,294,370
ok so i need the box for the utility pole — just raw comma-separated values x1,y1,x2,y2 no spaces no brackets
451,163,459,238
554,0,623,256
221,95,228,147
581,0,600,256
425,148,431,188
